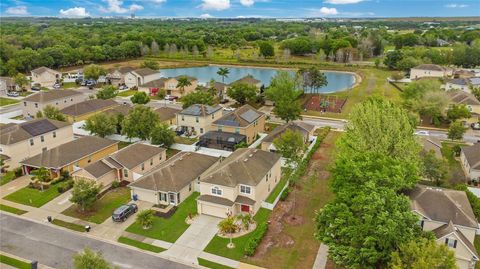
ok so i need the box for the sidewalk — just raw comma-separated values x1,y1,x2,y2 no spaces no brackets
0,175,30,198
312,244,329,269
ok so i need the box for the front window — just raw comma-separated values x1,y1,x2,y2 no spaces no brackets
141,163,145,171
30,139,34,146
53,131,56,138
182,115,184,121
87,156,92,163
23,102,26,106
445,238,457,248
195,117,199,123
124,169,128,177
212,186,222,196
40,135,44,142
240,185,251,194
35,103,38,108
150,158,153,166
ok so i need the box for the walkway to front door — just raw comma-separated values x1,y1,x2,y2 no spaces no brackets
162,214,221,265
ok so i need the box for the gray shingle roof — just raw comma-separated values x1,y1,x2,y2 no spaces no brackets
31,66,61,75
110,143,166,170
60,99,118,117
128,152,219,192
103,104,131,116
448,78,469,86
0,119,70,145
132,68,158,77
413,64,445,71
263,122,313,143
462,143,480,170
198,195,235,206
408,185,478,228
179,104,222,117
23,90,83,103
447,90,480,106
83,160,115,178
154,107,181,122
21,136,117,169
230,75,261,86
201,148,280,187
213,104,263,127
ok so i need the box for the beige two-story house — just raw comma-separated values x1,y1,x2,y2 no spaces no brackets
460,143,480,182
31,67,61,87
124,68,160,88
0,119,74,168
106,67,134,87
410,64,453,80
408,185,479,269
176,104,223,136
22,90,86,118
72,143,166,189
197,148,281,218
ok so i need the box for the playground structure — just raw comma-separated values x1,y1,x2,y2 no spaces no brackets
304,95,347,113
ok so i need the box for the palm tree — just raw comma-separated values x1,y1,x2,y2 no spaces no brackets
31,167,50,191
176,76,192,96
217,67,230,99
218,215,238,248
136,209,154,229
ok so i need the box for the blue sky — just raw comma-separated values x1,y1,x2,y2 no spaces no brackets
1,0,479,18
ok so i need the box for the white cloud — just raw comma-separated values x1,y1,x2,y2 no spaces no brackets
318,7,338,15
100,0,143,13
200,13,213,18
324,0,364,4
140,0,166,3
129,4,144,11
240,0,255,7
444,4,468,8
59,7,90,17
199,0,230,11
6,6,28,15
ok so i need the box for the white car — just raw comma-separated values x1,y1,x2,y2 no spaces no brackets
414,130,430,136
119,85,128,90
53,83,61,89
6,91,19,97
223,107,235,111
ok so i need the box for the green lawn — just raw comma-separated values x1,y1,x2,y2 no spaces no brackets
117,89,137,97
266,176,289,203
118,141,133,149
118,236,166,253
4,185,62,208
0,204,27,215
126,192,199,243
265,122,281,133
62,82,77,89
174,136,199,145
51,219,85,232
0,254,31,269
63,187,131,224
0,97,19,107
204,208,271,261
441,141,468,186
1,171,16,186
198,258,235,269
166,148,180,159
475,236,480,269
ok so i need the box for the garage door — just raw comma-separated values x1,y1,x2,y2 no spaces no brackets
200,203,227,218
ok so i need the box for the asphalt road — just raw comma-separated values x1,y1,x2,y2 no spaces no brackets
0,213,195,269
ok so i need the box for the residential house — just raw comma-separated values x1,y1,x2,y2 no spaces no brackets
410,64,453,80
72,143,166,189
460,143,480,182
176,104,223,135
154,107,181,126
30,67,61,87
129,152,219,206
0,77,17,95
408,185,479,269
454,69,476,79
229,75,262,89
446,78,471,92
261,122,315,152
139,76,198,97
197,148,281,218
60,99,119,123
124,68,160,88
210,104,265,144
21,136,118,178
0,119,73,168
22,90,86,118
106,67,134,87
208,81,228,98
447,90,480,123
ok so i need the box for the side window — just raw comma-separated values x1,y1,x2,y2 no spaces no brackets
53,131,56,138
124,169,128,177
30,139,34,146
40,135,44,142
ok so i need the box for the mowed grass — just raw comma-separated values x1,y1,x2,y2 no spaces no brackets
266,175,289,204
126,192,199,243
174,136,199,145
4,185,62,208
0,254,31,269
63,187,131,224
0,97,19,107
118,236,166,253
1,171,16,186
117,89,137,97
0,203,27,215
62,82,77,89
51,219,85,232
203,208,271,261
198,258,235,269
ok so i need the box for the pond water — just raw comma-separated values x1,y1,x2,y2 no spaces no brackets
158,65,356,93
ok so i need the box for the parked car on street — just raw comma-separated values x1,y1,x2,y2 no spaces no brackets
112,203,138,222
219,99,229,104
6,91,19,97
31,86,41,91
223,107,235,111
414,130,430,136
472,122,480,130
164,95,178,101
119,85,128,90
53,83,61,89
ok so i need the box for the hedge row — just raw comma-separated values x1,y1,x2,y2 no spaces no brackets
244,223,269,256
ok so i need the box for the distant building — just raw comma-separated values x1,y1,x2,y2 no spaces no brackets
139,76,198,97
30,67,62,87
461,143,480,182
261,122,315,152
0,77,18,95
22,90,86,118
410,64,453,80
154,107,181,126
229,75,262,89
106,67,134,87
60,99,119,123
124,68,160,88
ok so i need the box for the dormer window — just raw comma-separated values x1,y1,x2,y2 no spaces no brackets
211,186,222,196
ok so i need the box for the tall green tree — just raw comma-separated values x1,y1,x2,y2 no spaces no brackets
140,60,159,70
83,64,106,81
13,73,29,91
273,129,305,168
96,85,118,100
38,105,67,122
73,248,113,269
31,167,50,191
390,238,457,269
176,76,192,96
130,91,150,104
265,71,303,122
258,41,275,57
227,83,257,105
447,121,467,141
150,123,175,148
421,150,448,186
121,106,159,140
70,179,100,212
216,67,230,99
181,90,214,109
297,66,328,93
84,114,116,138
446,104,471,122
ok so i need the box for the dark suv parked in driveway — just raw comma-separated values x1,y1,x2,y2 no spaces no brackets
112,203,138,222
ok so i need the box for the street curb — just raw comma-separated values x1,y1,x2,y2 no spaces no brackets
416,126,448,131
301,114,348,122
0,250,54,269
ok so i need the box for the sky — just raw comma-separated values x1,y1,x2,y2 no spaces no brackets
1,0,479,18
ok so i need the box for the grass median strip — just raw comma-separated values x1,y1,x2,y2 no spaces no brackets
118,237,165,253
51,219,85,232
197,258,235,269
0,204,27,215
0,254,31,269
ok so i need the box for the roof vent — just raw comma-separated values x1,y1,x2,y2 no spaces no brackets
170,163,175,167
244,158,248,162
249,154,253,157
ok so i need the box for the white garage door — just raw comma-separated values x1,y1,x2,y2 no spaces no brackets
200,203,227,218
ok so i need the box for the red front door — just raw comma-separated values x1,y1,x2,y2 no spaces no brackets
241,205,250,212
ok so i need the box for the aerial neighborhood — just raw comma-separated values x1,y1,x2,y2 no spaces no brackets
0,12,480,269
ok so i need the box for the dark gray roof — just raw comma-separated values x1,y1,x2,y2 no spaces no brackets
132,68,158,77
21,136,117,169
31,66,60,75
470,78,480,86
104,104,131,116
447,90,480,106
200,131,246,143
198,195,234,207
83,160,115,178
263,122,313,143
235,195,256,205
448,78,469,86
129,152,219,192
413,64,445,71
23,90,83,103
0,119,70,145
213,104,263,127
432,221,478,258
230,75,261,86
155,107,181,122
462,143,480,170
140,78,167,88
201,148,280,187
179,104,222,117
110,143,166,170
408,185,478,228
60,99,118,116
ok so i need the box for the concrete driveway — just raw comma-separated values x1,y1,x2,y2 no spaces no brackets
163,215,220,265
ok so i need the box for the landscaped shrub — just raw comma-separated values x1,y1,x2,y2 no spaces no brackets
244,223,268,256
57,180,74,193
111,180,120,188
280,187,290,201
14,167,22,177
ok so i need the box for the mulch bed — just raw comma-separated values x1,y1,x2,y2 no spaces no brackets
304,95,347,113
